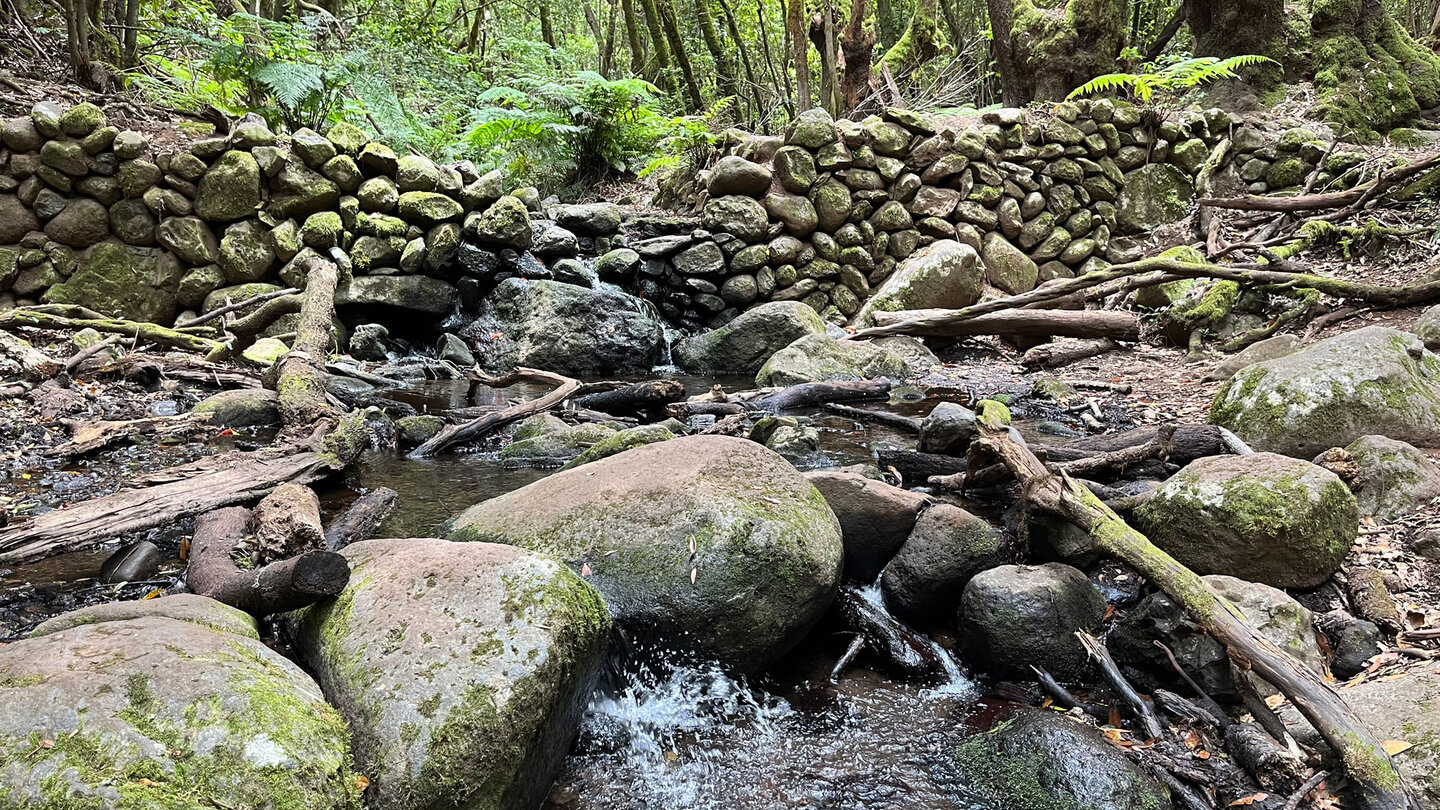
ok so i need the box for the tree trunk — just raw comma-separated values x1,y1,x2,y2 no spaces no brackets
1310,0,1440,140
874,0,902,50
882,0,943,76
621,0,649,76
188,506,350,617
638,0,680,94
718,0,765,123
540,0,557,48
984,0,1127,103
657,0,704,109
601,0,619,76
1185,0,1284,88
275,255,338,427
695,0,738,100
840,0,877,113
788,0,813,109
808,2,842,114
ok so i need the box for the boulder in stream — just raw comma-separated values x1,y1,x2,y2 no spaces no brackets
0,596,358,809
443,435,844,670
755,333,911,386
291,538,609,810
954,709,1173,810
1209,326,1440,457
959,562,1105,680
803,469,930,583
462,278,664,376
882,503,1008,623
674,301,826,374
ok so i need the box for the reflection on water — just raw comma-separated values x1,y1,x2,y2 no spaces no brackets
346,451,553,538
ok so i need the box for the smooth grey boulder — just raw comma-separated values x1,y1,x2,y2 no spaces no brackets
707,156,773,197
1116,163,1194,234
1135,453,1357,588
290,538,609,810
674,301,826,374
0,597,356,809
335,275,459,315
854,239,983,326
804,469,930,583
959,563,1105,680
1202,333,1301,382
918,402,977,455
461,278,663,376
552,202,623,236
1210,326,1440,457
193,388,282,427
443,436,843,670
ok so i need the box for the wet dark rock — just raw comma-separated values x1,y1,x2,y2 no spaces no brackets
99,540,161,583
917,402,977,455
462,278,663,376
954,709,1173,810
959,563,1104,680
335,275,459,315
1318,609,1383,679
882,504,1007,623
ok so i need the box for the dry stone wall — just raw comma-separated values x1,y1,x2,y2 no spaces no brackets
0,98,1364,341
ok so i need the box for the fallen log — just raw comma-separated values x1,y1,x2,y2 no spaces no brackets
875,447,967,482
1038,424,1224,466
188,505,349,616
972,420,1420,810
409,367,581,458
1198,152,1440,212
324,487,398,551
275,255,339,426
249,482,324,565
822,402,922,432
575,379,686,416
0,329,62,380
667,401,749,419
833,584,952,682
940,424,1177,490
43,413,214,459
746,379,893,411
178,286,301,329
1020,338,1120,368
0,410,374,565
869,308,1141,340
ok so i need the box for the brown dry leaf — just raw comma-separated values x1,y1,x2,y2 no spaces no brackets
1195,749,1211,760
580,563,592,577
1227,793,1269,806
1382,739,1415,755
356,775,370,792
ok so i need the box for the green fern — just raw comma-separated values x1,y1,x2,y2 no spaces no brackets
1068,54,1279,102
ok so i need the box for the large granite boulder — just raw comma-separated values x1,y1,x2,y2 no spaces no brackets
443,436,844,670
462,278,663,376
290,539,609,810
954,710,1173,810
1135,453,1357,588
674,301,826,374
853,239,983,326
1116,163,1194,234
42,242,183,323
1210,327,1440,457
0,596,357,809
755,333,910,386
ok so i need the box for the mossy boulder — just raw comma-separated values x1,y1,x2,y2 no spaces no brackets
195,151,263,222
1116,163,1194,235
953,709,1173,810
270,163,341,219
193,388,282,428
674,300,826,374
1111,574,1325,700
290,538,609,810
499,423,616,468
1135,453,1357,588
785,108,838,149
218,219,276,283
561,424,676,469
1344,434,1440,522
755,333,910,386
707,156,773,197
335,275,459,315
702,195,770,242
979,232,1039,296
157,215,220,264
773,145,818,193
881,503,1007,623
1209,326,1440,457
460,279,663,376
43,197,110,248
468,195,532,248
0,194,41,244
43,242,183,323
959,563,1106,680
324,121,370,155
442,436,843,671
853,239,982,326
0,598,358,809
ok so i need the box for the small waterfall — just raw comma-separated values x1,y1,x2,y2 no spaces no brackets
853,580,973,695
599,280,678,371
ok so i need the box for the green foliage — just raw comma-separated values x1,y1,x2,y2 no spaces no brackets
1067,54,1279,102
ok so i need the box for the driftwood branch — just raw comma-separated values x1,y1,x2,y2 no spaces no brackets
975,424,1419,810
324,487,398,551
746,379,893,410
869,308,1140,340
409,367,581,458
187,505,349,616
1198,152,1440,212
0,309,221,353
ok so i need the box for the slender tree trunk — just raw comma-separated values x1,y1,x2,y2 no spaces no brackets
1431,0,1440,38
122,0,139,66
874,0,902,50
601,0,619,76
621,0,649,76
985,0,1023,103
809,1,842,114
638,0,679,94
840,0,877,113
657,0,704,108
759,0,795,116
540,0,557,48
718,0,764,124
788,0,812,109
695,0,738,100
